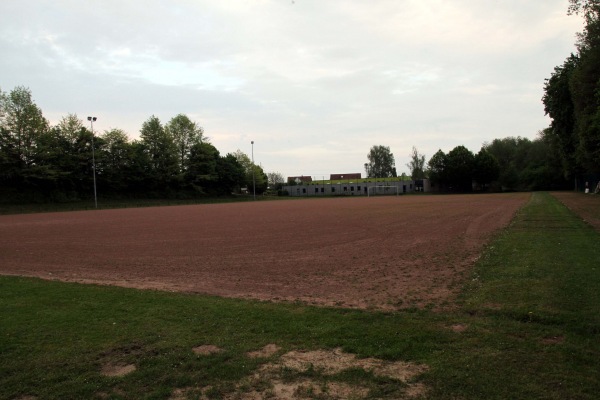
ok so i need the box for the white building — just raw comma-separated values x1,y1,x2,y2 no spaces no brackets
282,179,430,197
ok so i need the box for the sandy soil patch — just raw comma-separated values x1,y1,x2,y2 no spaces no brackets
192,344,223,355
101,363,136,377
171,347,427,399
450,324,468,333
276,348,428,382
247,344,281,358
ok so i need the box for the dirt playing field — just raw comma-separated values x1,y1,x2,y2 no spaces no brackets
0,193,530,310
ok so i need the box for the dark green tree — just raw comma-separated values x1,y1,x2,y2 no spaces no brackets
427,149,447,188
445,146,475,192
217,153,245,195
366,145,396,178
473,148,500,190
186,142,220,194
232,149,267,193
140,115,179,192
0,86,49,191
165,114,204,173
100,128,133,194
543,55,580,178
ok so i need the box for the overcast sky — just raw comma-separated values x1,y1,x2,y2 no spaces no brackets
0,0,584,178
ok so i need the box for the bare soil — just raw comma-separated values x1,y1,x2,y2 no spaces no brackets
0,193,528,310
551,191,600,231
172,347,428,399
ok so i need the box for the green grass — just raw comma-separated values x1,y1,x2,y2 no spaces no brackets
1,192,599,399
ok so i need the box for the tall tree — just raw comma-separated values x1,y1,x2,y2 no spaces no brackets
57,113,85,144
0,86,48,170
34,116,92,197
101,129,133,193
544,1,600,177
445,146,475,192
406,146,426,179
366,145,396,178
186,142,220,193
267,172,285,190
233,149,267,193
543,55,580,177
473,148,500,190
217,153,245,195
165,114,204,173
427,149,447,187
140,115,178,189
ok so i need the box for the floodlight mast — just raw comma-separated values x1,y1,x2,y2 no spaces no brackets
87,116,98,209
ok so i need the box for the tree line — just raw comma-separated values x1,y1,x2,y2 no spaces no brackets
368,1,599,192
364,136,566,192
541,0,600,189
0,86,268,202
2,3,596,201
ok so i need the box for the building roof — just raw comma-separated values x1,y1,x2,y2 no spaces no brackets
330,173,361,180
288,176,313,183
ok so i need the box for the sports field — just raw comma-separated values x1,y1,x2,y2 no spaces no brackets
0,193,528,310
1,192,599,399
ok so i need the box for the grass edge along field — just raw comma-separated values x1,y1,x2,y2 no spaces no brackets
0,192,599,399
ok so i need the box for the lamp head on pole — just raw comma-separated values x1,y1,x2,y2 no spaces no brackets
87,116,97,122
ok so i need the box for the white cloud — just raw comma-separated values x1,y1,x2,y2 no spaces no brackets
0,0,583,178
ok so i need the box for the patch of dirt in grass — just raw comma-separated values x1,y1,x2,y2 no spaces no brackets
541,336,565,345
193,344,223,355
276,348,428,382
450,323,468,333
172,347,428,399
101,363,136,377
405,382,428,398
247,343,281,358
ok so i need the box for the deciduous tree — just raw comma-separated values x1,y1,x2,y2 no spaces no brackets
165,114,204,173
366,145,396,178
140,115,178,189
406,146,426,179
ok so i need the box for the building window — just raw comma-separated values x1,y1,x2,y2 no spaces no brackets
321,187,324,193
357,186,361,191
343,186,347,192
332,187,336,193
302,188,306,194
351,186,354,191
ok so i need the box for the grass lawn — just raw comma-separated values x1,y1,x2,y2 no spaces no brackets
1,192,599,399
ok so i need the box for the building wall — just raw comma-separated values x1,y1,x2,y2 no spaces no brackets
283,180,430,197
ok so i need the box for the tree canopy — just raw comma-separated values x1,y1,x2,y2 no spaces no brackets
543,0,600,180
366,145,396,178
0,87,247,202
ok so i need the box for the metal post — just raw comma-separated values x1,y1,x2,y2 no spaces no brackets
87,116,98,209
251,141,256,200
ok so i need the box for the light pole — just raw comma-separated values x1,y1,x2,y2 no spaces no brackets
87,116,98,209
251,141,256,200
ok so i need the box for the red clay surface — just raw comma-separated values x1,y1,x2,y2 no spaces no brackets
0,194,529,310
